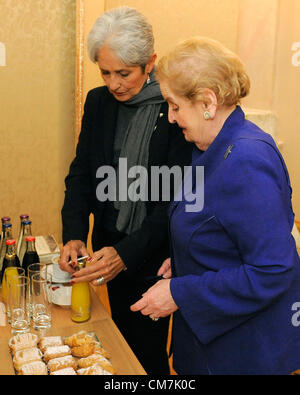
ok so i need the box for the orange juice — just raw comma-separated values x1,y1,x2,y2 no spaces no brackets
71,281,90,322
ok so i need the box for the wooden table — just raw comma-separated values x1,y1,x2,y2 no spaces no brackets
0,287,146,375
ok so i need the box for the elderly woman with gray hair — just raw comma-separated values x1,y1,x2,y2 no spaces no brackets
59,6,192,374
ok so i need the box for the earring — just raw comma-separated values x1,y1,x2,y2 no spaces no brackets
203,111,212,120
147,74,151,84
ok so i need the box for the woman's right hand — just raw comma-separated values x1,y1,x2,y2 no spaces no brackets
59,240,89,274
157,257,172,279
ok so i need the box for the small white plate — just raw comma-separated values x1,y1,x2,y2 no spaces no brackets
47,264,72,284
51,284,72,307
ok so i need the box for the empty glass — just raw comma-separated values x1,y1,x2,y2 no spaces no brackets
31,272,52,331
27,263,47,315
9,275,30,334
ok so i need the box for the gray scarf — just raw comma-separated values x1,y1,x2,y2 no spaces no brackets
114,70,165,234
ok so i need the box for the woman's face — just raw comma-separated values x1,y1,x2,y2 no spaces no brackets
97,46,155,102
160,82,208,147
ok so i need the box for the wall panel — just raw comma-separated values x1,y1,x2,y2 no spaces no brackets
81,0,105,102
237,0,279,110
273,0,300,218
0,0,76,243
106,0,239,58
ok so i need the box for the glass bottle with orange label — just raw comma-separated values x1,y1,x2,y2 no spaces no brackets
71,258,91,322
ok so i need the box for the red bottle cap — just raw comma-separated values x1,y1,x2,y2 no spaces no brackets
5,239,16,245
25,236,36,242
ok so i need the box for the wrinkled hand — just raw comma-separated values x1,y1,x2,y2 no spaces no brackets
59,240,89,274
157,257,172,279
130,279,178,319
71,246,126,285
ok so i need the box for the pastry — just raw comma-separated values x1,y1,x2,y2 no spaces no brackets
18,360,48,375
13,347,43,371
93,342,110,359
39,336,63,353
9,333,38,355
71,342,95,358
77,363,113,375
50,367,77,375
64,331,94,347
43,345,71,362
47,355,77,373
71,340,109,358
77,353,115,374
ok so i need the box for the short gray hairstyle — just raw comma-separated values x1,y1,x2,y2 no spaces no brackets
87,6,154,67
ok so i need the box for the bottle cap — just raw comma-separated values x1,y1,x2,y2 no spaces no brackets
1,217,10,222
77,258,87,270
26,236,35,242
20,214,29,219
5,239,16,245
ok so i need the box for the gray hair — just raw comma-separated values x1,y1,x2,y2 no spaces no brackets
87,6,154,67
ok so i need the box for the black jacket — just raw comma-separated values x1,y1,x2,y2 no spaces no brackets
62,86,192,275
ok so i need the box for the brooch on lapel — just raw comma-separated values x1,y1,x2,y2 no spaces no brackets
224,144,234,159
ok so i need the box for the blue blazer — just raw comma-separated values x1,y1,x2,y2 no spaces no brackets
169,106,300,375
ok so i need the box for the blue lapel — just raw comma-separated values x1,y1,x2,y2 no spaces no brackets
168,106,245,219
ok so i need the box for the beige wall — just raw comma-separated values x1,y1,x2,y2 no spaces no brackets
81,0,300,219
0,0,76,244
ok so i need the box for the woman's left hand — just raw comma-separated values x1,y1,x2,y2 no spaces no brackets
130,279,178,319
70,246,126,285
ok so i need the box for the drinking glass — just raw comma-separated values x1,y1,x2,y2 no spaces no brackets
31,272,52,331
27,263,47,315
2,267,25,322
9,275,30,334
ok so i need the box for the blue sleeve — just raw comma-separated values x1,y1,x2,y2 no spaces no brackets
170,139,299,344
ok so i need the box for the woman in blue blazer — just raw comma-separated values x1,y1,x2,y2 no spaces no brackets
131,37,300,375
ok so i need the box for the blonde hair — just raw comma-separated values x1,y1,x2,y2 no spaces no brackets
156,36,250,106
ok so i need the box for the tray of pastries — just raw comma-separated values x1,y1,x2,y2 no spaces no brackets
8,330,115,375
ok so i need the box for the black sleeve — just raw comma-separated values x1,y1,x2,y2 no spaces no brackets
61,90,96,244
114,123,193,273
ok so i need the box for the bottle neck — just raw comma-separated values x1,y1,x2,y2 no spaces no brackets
5,243,16,258
3,228,12,240
23,225,32,236
26,240,36,253
2,221,10,232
